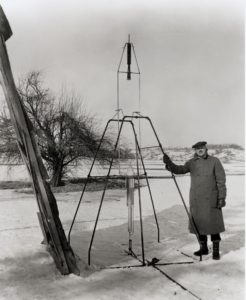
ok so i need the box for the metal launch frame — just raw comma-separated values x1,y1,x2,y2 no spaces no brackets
68,114,202,266
68,36,202,267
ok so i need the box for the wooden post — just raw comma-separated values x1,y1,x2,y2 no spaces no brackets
0,5,79,275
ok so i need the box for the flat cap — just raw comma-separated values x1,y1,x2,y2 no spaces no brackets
192,141,207,149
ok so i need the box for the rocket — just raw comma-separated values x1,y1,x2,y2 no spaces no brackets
127,35,131,80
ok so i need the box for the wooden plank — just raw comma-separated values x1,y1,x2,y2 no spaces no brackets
37,212,48,245
0,11,79,275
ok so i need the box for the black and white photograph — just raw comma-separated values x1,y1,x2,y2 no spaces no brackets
0,0,244,299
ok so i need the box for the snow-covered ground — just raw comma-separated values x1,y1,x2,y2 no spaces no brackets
0,169,244,299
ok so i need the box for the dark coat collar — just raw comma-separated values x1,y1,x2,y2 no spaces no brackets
194,152,209,160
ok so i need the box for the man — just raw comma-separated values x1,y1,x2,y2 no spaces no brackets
163,141,226,260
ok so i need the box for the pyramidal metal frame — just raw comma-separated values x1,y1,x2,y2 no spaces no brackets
68,114,203,266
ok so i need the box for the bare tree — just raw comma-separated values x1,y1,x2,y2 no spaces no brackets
0,71,114,186
0,107,20,161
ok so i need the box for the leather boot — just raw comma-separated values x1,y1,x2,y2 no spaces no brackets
213,240,220,260
193,241,209,256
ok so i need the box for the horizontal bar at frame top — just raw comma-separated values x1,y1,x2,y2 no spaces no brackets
86,175,173,180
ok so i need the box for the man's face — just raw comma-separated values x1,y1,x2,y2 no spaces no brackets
195,146,207,157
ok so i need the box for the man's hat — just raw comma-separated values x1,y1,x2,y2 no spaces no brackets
192,141,207,149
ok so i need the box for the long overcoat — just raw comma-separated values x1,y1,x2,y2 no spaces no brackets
168,154,226,235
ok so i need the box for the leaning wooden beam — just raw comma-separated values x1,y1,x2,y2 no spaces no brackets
0,5,79,275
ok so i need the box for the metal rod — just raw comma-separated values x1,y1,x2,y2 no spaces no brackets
171,174,202,261
131,44,142,151
117,44,127,72
117,44,127,174
134,128,145,266
138,75,141,148
130,121,160,243
144,177,160,241
68,119,113,244
68,177,88,244
132,44,141,74
88,119,126,265
126,177,134,252
117,71,121,174
117,43,127,112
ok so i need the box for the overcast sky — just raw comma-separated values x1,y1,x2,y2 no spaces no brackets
1,0,244,147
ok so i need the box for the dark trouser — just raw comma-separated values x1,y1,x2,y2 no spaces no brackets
199,234,221,242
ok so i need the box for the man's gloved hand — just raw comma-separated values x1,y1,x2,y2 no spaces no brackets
163,153,171,164
217,198,226,209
